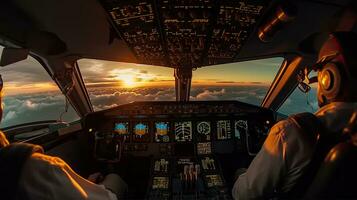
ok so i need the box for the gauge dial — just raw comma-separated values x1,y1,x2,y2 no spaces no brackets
197,121,211,135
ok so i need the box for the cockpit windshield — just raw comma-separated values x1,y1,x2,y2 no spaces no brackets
78,59,175,111
191,58,284,105
0,46,79,128
78,57,283,111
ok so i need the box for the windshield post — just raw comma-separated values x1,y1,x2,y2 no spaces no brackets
174,68,192,102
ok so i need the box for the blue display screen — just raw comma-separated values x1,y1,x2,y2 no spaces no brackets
114,122,128,135
134,123,148,135
156,122,169,136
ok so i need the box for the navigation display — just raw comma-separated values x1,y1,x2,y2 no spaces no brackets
216,120,231,140
154,122,170,142
114,122,129,135
133,122,150,142
197,121,211,141
175,121,192,142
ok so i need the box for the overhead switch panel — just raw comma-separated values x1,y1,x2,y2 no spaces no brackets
100,0,269,68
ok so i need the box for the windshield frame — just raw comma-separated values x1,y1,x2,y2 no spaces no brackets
0,45,82,129
77,56,286,111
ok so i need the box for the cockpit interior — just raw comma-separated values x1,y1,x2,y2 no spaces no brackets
1,0,357,199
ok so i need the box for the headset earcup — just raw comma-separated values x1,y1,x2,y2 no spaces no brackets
318,62,341,102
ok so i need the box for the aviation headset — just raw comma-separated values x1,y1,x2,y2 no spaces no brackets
312,32,357,107
316,54,343,106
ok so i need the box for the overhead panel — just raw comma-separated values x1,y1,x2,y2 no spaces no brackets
100,0,269,68
207,1,265,65
102,0,167,66
160,0,213,68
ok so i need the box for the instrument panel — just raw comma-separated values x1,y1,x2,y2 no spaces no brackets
87,101,274,156
85,101,275,199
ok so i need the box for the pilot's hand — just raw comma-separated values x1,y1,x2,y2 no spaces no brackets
88,172,104,183
0,131,9,148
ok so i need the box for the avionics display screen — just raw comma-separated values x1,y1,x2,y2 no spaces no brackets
155,122,170,142
216,120,231,140
133,122,150,142
114,122,129,135
235,120,248,140
196,121,211,141
134,122,149,136
174,121,192,142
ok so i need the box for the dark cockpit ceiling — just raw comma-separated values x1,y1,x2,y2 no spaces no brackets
2,0,355,68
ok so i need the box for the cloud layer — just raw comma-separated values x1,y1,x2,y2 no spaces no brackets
0,85,318,128
1,92,79,128
278,87,318,115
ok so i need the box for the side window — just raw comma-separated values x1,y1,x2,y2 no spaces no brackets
278,83,318,115
0,47,79,128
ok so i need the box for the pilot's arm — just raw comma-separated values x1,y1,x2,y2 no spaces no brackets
19,152,120,200
232,119,314,199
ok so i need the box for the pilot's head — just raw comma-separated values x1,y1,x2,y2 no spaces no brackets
316,32,357,107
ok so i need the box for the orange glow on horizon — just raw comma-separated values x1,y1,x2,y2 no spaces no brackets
4,83,59,96
4,80,279,96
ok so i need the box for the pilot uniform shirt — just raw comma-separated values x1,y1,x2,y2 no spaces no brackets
18,151,118,200
232,102,357,199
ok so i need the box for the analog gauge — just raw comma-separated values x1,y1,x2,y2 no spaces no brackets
197,121,211,135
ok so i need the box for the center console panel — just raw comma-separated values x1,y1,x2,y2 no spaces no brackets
85,101,275,198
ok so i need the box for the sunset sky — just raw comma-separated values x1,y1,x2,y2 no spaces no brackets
77,57,284,89
0,44,283,95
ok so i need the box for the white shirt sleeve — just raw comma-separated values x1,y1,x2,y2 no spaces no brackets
232,120,288,199
19,153,117,200
232,118,316,200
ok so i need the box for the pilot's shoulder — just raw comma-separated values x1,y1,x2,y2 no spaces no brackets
270,118,297,133
29,152,67,168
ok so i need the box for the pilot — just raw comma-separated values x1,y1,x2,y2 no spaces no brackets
0,75,127,200
232,32,357,199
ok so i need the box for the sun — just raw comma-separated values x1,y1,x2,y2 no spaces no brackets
116,74,137,88
111,68,161,88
